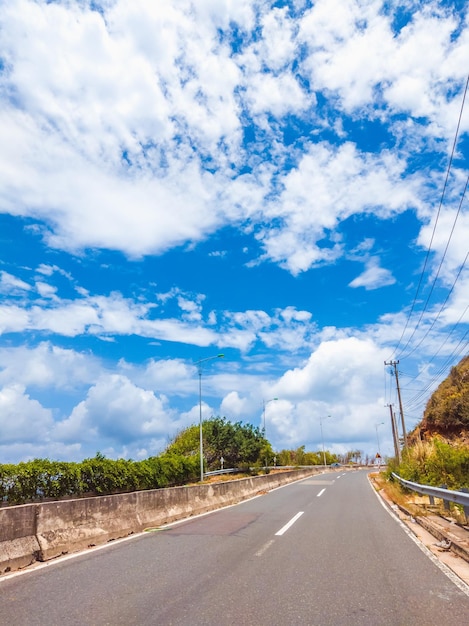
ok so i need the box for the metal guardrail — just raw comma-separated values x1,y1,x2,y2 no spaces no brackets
392,473,469,513
203,468,239,477
204,464,343,478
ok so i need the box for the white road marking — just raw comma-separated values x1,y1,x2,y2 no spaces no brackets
317,488,326,497
255,539,275,557
369,475,469,597
275,511,304,536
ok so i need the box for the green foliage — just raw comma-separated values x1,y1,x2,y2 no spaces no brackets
387,438,469,490
0,414,342,506
276,447,332,467
422,355,469,433
165,426,200,457
389,356,469,488
0,451,199,505
0,458,85,504
1,417,268,505
164,416,269,470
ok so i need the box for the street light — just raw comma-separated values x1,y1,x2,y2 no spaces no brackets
262,397,278,468
196,353,224,482
262,397,278,435
319,415,331,468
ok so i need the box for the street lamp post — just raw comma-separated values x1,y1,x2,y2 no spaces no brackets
319,415,331,468
375,422,384,467
262,398,278,468
262,398,278,435
196,353,224,482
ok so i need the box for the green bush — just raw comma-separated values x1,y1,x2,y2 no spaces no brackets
0,451,201,505
387,438,469,490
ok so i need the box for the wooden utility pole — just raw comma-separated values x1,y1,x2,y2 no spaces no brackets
385,360,408,449
387,403,401,462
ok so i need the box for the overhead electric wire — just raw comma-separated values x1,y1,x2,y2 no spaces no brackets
384,76,469,425
403,302,469,391
403,330,469,411
390,73,469,360
398,174,469,360
400,246,469,360
400,306,469,409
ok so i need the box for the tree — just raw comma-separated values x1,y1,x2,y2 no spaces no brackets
164,417,269,470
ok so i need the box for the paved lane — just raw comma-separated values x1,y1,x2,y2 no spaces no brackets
1,470,468,625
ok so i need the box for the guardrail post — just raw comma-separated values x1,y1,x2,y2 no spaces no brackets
462,488,469,522
440,485,451,511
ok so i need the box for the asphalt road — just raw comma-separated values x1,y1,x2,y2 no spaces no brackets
1,469,468,625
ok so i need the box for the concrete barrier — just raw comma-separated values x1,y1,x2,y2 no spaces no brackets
0,504,40,572
1,467,323,574
35,491,140,562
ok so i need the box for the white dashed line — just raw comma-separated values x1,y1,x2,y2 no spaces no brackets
275,511,304,536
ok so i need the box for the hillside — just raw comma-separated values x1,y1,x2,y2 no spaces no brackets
418,355,469,441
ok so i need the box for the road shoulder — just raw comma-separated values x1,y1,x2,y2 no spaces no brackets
369,472,469,589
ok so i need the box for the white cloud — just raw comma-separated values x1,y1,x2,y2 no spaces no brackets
418,209,469,281
0,384,54,443
220,390,250,417
35,281,58,299
0,342,100,390
300,0,468,130
0,305,30,333
0,0,465,281
349,257,396,290
245,72,309,117
0,271,32,294
128,358,197,396
259,142,422,274
0,441,84,465
55,374,176,446
272,337,386,401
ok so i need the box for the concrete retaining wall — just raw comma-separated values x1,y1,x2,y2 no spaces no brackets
1,467,322,574
0,504,40,572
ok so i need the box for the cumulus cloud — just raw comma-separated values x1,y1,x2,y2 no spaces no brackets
0,384,54,443
55,374,176,447
300,0,468,129
259,143,423,274
272,337,386,402
0,342,100,390
0,269,320,352
220,390,250,418
1,0,464,274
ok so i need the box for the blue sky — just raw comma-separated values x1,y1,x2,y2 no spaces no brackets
0,0,468,464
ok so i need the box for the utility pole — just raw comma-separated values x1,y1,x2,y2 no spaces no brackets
387,403,401,463
385,360,408,449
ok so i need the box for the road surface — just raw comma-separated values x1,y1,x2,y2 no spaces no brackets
1,469,468,625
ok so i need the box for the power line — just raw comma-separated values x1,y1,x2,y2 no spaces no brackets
390,73,469,360
401,248,469,360
399,173,469,360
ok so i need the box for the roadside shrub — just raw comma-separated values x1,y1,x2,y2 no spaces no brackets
0,452,201,505
388,437,469,490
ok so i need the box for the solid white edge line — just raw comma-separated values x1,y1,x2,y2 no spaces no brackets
368,474,469,597
275,511,304,536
